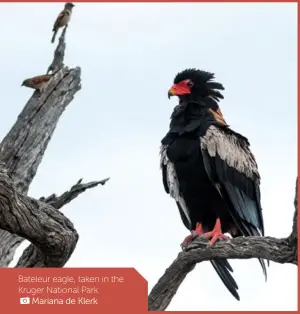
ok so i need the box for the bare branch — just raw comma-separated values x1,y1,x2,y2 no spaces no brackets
0,27,81,267
148,178,298,311
39,177,110,209
0,164,78,267
47,27,67,74
288,177,298,243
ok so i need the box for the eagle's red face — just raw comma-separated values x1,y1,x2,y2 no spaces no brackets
168,79,194,99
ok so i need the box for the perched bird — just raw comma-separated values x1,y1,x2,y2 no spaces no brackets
160,68,268,301
21,72,56,93
51,2,75,43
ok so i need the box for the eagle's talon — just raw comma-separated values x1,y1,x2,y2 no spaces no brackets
181,223,204,250
203,218,229,246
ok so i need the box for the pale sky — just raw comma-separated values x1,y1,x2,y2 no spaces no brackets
0,2,297,311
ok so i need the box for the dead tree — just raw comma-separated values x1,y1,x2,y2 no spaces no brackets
148,178,298,310
0,28,109,268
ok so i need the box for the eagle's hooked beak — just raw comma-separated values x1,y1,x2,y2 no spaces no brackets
168,87,176,99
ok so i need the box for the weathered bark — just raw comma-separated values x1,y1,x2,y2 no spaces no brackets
148,178,298,311
0,27,106,267
14,177,110,268
288,178,298,245
0,164,78,267
47,26,67,74
0,29,79,195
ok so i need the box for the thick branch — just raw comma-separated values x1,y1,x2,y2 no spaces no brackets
148,178,298,311
15,178,109,267
0,30,81,267
0,164,78,267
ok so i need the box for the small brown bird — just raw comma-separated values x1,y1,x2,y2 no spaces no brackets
51,2,75,44
21,73,55,93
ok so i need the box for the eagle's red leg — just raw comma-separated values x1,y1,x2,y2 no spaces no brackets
181,223,203,250
204,218,229,246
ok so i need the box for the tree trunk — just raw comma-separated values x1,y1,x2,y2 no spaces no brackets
0,27,108,268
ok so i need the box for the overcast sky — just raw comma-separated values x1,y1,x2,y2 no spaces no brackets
0,2,297,311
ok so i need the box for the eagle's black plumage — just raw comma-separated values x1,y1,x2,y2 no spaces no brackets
160,68,268,301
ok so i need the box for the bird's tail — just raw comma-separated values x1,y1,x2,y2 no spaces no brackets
51,29,58,43
210,259,240,301
248,226,269,280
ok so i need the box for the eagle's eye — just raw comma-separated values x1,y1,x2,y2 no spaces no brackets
186,80,194,87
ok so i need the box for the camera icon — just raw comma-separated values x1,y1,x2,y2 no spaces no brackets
20,297,30,304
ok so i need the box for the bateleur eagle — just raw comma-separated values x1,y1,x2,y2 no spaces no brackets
160,68,268,300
